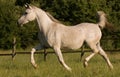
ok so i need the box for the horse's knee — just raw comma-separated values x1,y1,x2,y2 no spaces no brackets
31,48,36,53
92,46,99,53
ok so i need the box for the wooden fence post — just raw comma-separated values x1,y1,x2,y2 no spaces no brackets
12,37,16,60
44,49,47,61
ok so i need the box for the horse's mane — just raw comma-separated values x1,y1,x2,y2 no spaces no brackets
30,5,61,24
45,12,62,23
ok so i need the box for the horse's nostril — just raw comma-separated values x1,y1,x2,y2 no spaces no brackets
17,21,22,27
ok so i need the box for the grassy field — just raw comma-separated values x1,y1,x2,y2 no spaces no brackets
0,50,120,77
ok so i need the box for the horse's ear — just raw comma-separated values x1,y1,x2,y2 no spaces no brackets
24,3,31,9
25,3,29,8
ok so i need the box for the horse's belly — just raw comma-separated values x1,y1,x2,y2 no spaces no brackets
61,40,83,50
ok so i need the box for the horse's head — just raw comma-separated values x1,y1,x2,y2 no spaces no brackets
18,4,36,26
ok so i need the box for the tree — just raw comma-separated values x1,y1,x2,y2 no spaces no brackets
0,0,119,49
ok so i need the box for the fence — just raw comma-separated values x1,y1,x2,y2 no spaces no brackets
0,33,120,61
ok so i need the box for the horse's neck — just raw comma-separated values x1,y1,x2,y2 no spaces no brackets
98,15,106,28
35,9,53,35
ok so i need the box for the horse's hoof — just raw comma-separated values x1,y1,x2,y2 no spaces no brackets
83,60,88,68
67,67,72,72
109,64,113,70
32,64,37,69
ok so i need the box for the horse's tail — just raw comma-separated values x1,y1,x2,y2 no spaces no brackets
97,11,114,30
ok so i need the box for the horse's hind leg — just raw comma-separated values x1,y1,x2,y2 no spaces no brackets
97,43,113,69
84,43,99,67
80,45,85,61
54,46,71,72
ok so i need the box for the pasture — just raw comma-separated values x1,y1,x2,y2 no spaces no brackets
0,50,120,77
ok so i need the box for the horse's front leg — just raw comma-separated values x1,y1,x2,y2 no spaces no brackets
53,46,71,72
31,44,43,68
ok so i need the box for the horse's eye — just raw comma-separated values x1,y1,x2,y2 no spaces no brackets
24,12,28,15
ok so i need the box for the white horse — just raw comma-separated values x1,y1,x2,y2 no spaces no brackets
18,4,113,71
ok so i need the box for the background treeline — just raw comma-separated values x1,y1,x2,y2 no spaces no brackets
0,0,120,50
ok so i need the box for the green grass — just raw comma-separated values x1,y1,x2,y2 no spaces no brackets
0,50,120,77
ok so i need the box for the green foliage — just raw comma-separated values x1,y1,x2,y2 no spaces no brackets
0,0,120,49
15,0,31,6
0,0,38,49
0,1,18,49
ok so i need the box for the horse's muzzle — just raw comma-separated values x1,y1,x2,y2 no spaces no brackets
17,21,23,27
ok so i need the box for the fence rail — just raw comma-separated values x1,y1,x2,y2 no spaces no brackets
0,36,120,61
0,49,120,61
